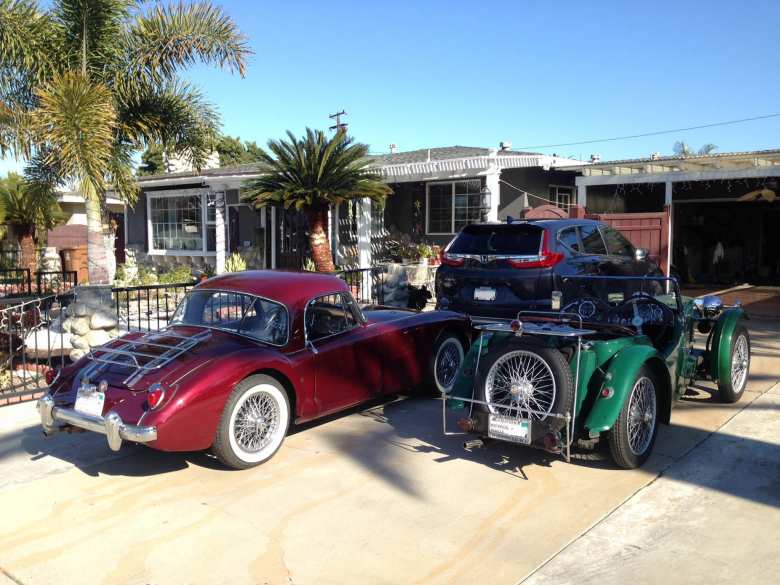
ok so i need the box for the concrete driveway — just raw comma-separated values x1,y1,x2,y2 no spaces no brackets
0,322,778,585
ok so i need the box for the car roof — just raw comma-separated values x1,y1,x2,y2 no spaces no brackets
465,218,601,230
196,270,349,309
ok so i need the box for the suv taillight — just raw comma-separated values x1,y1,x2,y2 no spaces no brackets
507,230,563,269
439,249,465,267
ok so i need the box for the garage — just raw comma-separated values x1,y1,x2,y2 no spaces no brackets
568,149,780,286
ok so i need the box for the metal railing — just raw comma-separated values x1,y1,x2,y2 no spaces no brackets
0,268,32,297
112,280,198,332
36,271,78,294
337,267,384,305
1,292,74,402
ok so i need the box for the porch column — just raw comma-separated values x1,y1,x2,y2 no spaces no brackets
331,203,341,266
270,206,277,269
577,182,588,208
665,180,673,277
485,170,500,222
357,198,372,268
214,190,226,274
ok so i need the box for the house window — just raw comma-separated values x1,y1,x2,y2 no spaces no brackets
549,185,573,208
426,179,483,234
147,190,217,255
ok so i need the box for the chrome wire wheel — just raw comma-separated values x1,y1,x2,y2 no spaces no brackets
434,338,464,393
484,350,556,420
627,376,657,456
731,334,749,393
228,383,288,463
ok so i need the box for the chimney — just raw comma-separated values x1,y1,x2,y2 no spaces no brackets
590,154,601,163
389,144,397,154
499,140,512,151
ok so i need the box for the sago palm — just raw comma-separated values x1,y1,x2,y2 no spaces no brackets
0,173,63,278
243,129,392,272
0,0,249,283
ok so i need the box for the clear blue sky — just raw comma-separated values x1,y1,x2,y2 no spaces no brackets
2,0,779,175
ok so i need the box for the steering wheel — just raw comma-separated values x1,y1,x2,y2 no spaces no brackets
619,294,675,339
261,306,286,343
561,296,612,322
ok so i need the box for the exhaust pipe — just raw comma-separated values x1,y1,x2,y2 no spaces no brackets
464,438,484,450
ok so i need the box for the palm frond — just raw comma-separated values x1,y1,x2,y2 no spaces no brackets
116,79,220,170
32,71,117,194
123,1,250,85
0,0,56,85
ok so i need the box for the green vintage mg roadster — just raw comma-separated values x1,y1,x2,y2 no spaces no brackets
442,276,750,468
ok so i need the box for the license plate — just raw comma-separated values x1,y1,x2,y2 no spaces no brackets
74,387,105,417
488,414,531,444
474,287,496,301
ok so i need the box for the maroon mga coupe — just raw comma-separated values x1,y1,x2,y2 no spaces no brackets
38,271,470,468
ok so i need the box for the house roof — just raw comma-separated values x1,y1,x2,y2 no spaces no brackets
561,148,780,177
367,146,539,166
133,145,584,186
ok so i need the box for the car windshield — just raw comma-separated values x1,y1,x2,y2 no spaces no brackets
170,289,288,345
554,275,681,329
448,224,543,255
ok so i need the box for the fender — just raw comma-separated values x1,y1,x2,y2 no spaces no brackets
710,307,748,384
584,344,671,433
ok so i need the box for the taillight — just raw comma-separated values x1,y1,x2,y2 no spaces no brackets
147,383,166,410
45,368,59,386
440,250,466,267
507,230,564,269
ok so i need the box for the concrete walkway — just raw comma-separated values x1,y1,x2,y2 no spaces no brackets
524,383,780,585
0,321,777,585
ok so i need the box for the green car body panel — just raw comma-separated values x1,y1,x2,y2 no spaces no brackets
710,307,748,385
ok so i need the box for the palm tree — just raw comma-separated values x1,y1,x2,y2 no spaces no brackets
0,0,249,283
0,173,63,278
673,141,718,157
243,129,392,272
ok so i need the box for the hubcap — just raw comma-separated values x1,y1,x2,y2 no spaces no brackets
627,376,656,456
436,340,462,391
485,350,556,420
233,391,280,453
731,335,749,393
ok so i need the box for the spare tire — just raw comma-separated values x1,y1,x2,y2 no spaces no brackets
477,337,574,443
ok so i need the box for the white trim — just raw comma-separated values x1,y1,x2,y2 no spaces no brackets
548,184,574,208
146,188,212,255
357,198,372,268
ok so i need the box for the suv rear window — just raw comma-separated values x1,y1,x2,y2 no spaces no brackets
448,224,543,255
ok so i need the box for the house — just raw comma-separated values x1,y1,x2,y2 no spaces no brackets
125,143,584,273
558,148,780,284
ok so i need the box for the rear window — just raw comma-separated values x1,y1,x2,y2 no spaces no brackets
448,224,543,255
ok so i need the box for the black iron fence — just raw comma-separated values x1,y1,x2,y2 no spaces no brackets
0,292,74,402
0,268,32,296
337,267,384,305
112,280,198,332
36,271,78,294
0,269,78,298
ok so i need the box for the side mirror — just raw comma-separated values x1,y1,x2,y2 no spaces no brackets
634,248,649,262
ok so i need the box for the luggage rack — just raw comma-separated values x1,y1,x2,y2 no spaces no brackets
442,311,595,462
86,329,211,386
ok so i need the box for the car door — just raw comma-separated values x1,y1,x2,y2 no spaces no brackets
305,293,374,415
577,223,609,275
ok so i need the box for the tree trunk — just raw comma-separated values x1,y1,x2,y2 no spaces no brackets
85,194,111,284
17,231,36,292
305,205,335,272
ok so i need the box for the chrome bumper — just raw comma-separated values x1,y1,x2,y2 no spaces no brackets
37,395,157,451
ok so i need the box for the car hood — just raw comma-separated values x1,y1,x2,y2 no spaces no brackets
363,307,419,325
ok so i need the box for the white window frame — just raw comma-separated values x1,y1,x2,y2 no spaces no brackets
146,188,216,256
425,179,483,235
549,185,574,209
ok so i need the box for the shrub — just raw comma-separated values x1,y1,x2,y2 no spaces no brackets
225,253,247,273
158,265,193,284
